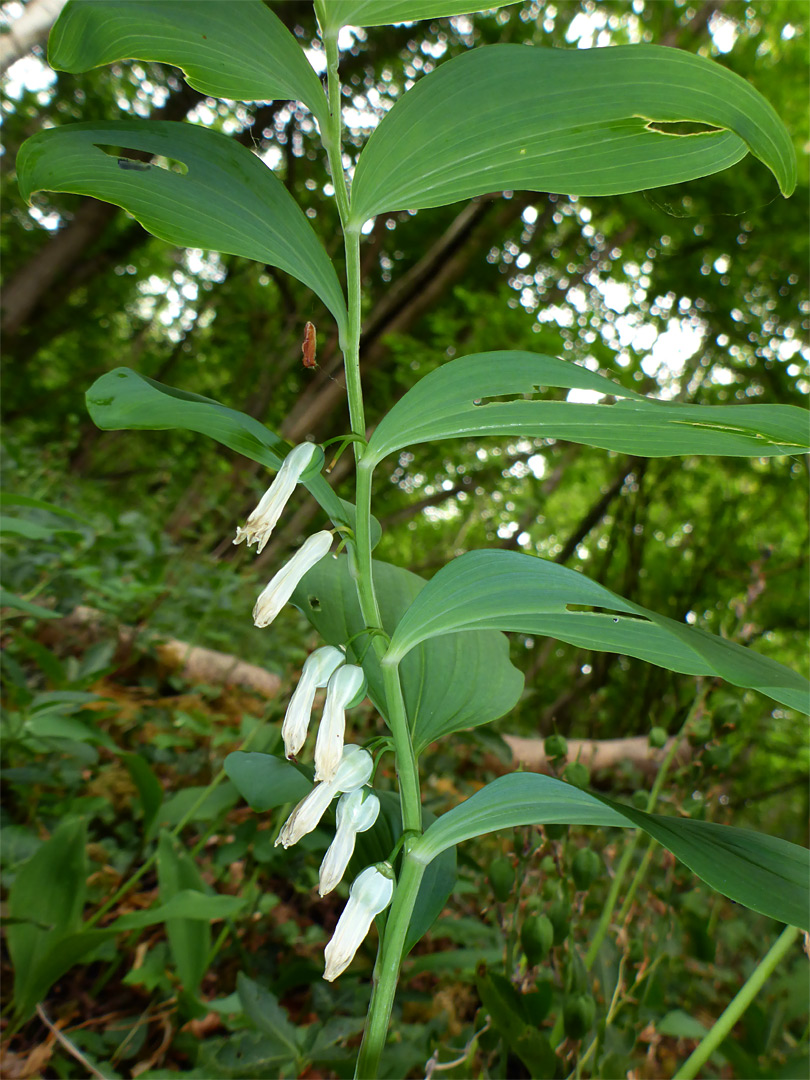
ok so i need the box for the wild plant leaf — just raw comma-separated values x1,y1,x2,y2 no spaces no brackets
124,753,164,841
349,44,796,225
224,752,311,811
49,0,329,125
412,772,810,929
0,589,61,619
9,891,244,1020
384,550,810,714
316,0,508,33
291,554,524,753
157,831,211,994
84,368,376,544
17,120,347,331
365,352,809,464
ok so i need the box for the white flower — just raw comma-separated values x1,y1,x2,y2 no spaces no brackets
323,864,394,982
234,443,321,554
314,664,367,782
319,787,380,897
275,744,373,849
281,646,345,760
253,531,332,628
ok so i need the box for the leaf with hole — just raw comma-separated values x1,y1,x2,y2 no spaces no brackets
412,772,810,929
17,120,347,331
384,550,810,714
49,0,329,125
365,352,809,465
349,43,795,225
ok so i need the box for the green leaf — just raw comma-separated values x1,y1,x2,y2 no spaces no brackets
349,44,796,225
291,554,524,753
84,368,376,547
477,968,557,1077
123,753,164,841
384,550,810,714
157,831,211,994
412,772,810,930
87,367,285,467
224,752,312,811
236,973,302,1059
365,352,810,465
316,0,508,33
7,818,87,1016
0,492,86,521
111,890,245,930
17,120,347,332
8,892,244,1020
158,782,240,827
0,588,60,619
49,0,329,126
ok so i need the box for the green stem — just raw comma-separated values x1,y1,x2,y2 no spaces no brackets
320,29,426,1079
673,924,800,1080
355,853,426,1078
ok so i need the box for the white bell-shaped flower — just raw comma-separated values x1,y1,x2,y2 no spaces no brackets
318,787,380,897
253,531,332,628
234,443,321,554
323,863,395,982
275,744,373,849
281,646,345,760
314,664,367,783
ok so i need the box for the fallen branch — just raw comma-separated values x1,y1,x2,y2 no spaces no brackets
41,606,281,699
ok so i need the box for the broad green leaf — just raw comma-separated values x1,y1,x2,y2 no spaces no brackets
49,0,329,126
7,818,87,1017
316,0,507,33
224,752,312,811
87,367,286,467
0,492,86,521
291,554,524,754
349,44,796,226
411,772,810,929
124,753,164,841
0,589,60,619
157,831,211,994
84,368,377,547
17,120,347,331
384,550,810,714
365,352,810,465
236,973,302,1058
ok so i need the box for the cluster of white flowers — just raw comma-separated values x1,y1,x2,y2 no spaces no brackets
236,444,394,981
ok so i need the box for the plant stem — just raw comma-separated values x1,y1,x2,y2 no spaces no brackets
673,924,800,1080
320,27,427,1078
355,853,426,1078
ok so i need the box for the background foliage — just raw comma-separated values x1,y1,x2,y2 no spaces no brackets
1,0,808,1076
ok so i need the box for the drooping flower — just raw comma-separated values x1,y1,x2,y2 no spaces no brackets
314,664,367,782
281,646,345,760
319,787,380,897
253,530,332,628
234,443,322,554
323,863,394,982
275,744,373,849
